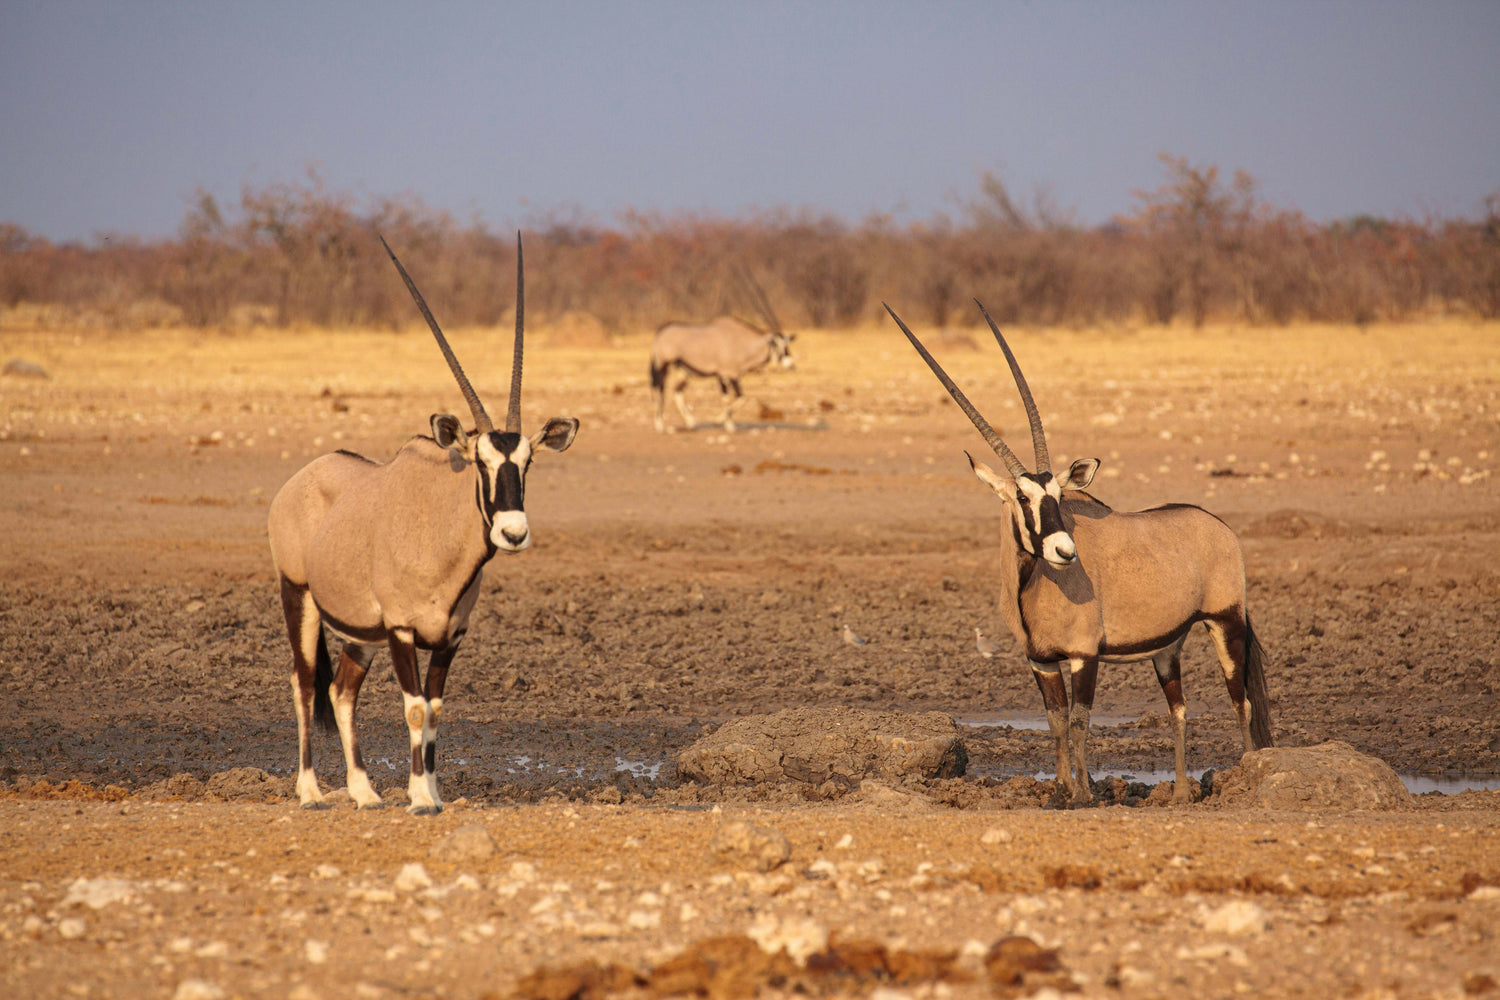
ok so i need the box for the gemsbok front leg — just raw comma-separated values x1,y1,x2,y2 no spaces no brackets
330,643,382,809
280,577,331,809
1032,663,1077,807
388,628,441,815
1067,657,1100,806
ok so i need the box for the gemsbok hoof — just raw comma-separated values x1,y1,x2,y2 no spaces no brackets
408,804,442,817
299,801,332,811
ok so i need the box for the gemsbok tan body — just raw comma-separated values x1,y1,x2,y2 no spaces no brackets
650,275,794,432
887,300,1273,807
268,236,578,814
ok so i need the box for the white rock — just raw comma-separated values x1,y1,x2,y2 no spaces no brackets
195,941,229,959
980,828,1013,845
63,877,137,910
57,917,87,940
1468,886,1500,901
1199,900,1270,936
834,833,854,850
746,913,829,967
507,861,537,881
173,981,226,1000
394,863,433,892
311,864,341,879
305,939,329,964
626,909,662,930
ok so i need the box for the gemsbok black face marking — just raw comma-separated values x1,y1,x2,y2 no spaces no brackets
886,299,1273,808
268,234,578,815
650,268,796,433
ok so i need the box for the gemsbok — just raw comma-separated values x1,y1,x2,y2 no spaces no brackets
885,300,1273,806
267,235,578,814
650,272,795,432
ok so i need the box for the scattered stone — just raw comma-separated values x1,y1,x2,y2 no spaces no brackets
1210,741,1412,811
429,824,497,862
677,707,967,786
853,779,935,812
394,863,434,892
57,917,87,939
708,820,791,872
981,827,1013,845
173,981,226,1000
305,939,329,964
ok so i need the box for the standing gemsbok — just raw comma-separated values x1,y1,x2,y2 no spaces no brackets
650,272,795,432
886,300,1273,807
268,235,578,814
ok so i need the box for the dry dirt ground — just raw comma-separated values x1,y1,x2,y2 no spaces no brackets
1,318,1498,999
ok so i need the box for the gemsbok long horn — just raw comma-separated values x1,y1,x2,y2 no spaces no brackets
882,302,1028,479
380,235,495,434
975,299,1051,474
506,232,524,434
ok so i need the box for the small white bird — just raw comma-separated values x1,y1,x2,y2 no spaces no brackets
841,623,869,647
975,627,1001,659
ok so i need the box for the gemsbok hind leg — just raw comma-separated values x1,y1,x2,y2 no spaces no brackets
389,628,441,815
669,369,697,430
1205,613,1274,752
717,376,743,432
279,577,331,809
331,642,382,809
1151,634,1193,804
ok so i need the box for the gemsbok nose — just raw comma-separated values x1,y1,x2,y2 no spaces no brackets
1047,536,1078,566
501,526,528,546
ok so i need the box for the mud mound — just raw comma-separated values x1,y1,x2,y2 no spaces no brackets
205,767,290,802
1240,508,1354,539
677,708,967,787
1210,741,1411,811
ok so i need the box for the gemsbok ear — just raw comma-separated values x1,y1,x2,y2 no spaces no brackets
532,416,579,453
1061,458,1100,490
966,450,1015,498
430,413,465,450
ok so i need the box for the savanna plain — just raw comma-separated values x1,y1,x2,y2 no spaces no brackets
1,318,1498,999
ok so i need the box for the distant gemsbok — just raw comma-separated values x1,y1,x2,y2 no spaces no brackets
268,235,578,814
886,300,1273,806
650,271,795,432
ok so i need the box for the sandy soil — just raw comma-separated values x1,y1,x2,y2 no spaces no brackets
1,318,1498,998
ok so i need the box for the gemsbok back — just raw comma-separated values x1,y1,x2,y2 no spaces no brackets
268,235,578,814
886,300,1273,807
650,272,795,432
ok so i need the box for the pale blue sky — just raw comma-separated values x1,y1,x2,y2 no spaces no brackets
2,1,1497,242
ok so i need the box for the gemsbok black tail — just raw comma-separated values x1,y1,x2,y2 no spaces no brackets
1245,616,1274,749
312,626,336,734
